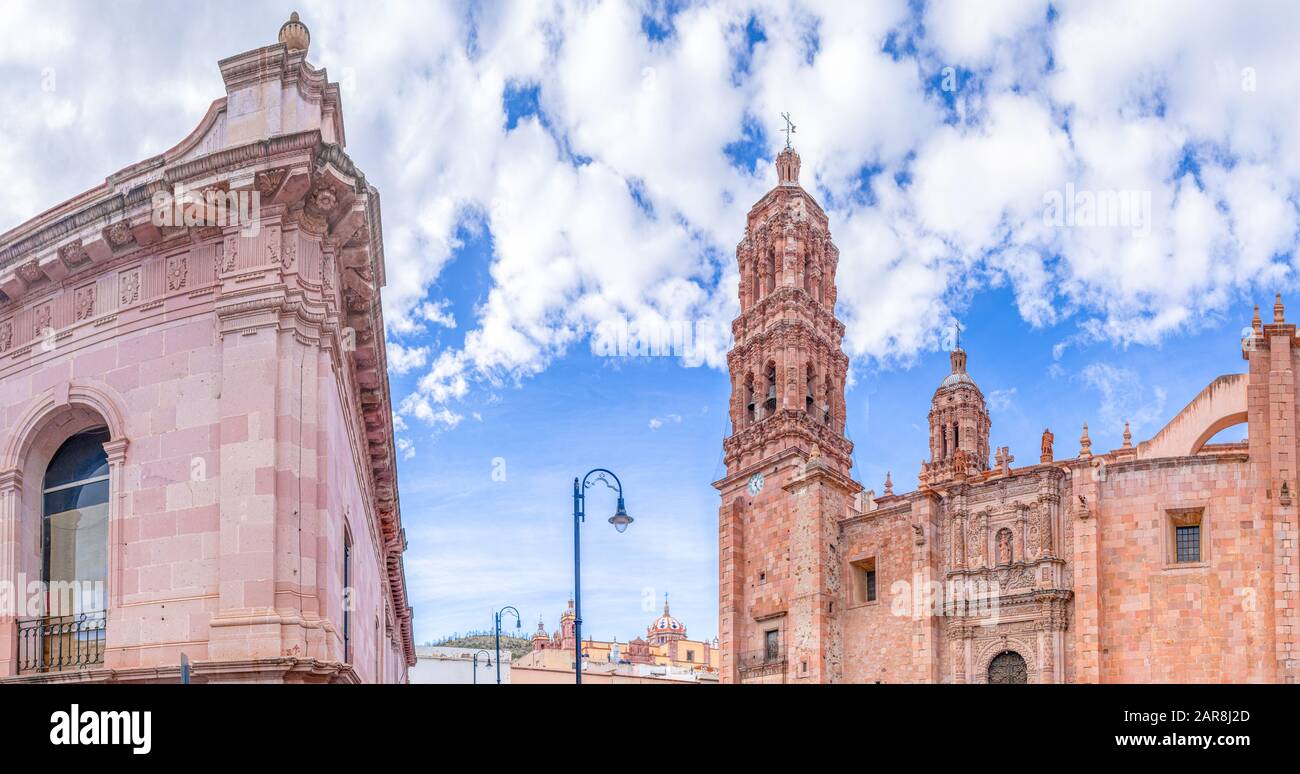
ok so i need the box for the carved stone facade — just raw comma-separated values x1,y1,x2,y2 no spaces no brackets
0,14,413,683
717,149,1299,684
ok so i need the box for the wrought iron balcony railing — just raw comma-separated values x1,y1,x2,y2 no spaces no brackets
16,611,107,674
736,645,786,671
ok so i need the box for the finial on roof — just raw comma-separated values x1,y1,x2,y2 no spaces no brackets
780,112,797,150
1275,293,1285,324
1253,304,1262,333
1079,422,1092,458
663,592,670,614
279,11,311,53
883,471,893,496
1122,421,1132,449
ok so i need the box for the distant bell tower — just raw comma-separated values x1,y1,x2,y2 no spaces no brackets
921,343,990,485
714,137,860,684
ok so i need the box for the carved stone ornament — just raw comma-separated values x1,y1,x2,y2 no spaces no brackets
60,240,91,269
75,285,96,321
255,167,288,196
106,221,135,247
119,269,141,306
168,256,189,291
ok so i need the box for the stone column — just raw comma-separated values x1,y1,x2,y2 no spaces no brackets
718,497,744,684
209,278,287,662
101,438,128,669
0,469,22,677
1072,466,1102,683
911,504,939,683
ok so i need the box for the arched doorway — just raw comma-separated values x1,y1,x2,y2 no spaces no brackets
987,650,1028,684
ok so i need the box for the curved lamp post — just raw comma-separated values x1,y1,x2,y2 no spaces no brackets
471,649,492,685
572,468,633,685
493,605,521,684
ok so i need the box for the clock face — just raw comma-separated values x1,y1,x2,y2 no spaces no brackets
747,472,765,496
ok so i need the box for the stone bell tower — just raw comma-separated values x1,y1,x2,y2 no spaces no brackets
714,144,859,684
921,343,990,486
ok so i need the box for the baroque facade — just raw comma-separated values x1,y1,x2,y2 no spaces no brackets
715,145,1299,684
0,14,414,682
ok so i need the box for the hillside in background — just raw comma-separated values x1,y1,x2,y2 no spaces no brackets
433,631,533,660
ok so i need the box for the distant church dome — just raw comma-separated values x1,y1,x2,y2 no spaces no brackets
648,594,686,639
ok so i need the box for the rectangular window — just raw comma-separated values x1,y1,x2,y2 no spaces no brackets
686,650,695,663
764,629,780,662
1175,525,1200,563
1167,508,1205,565
850,557,877,604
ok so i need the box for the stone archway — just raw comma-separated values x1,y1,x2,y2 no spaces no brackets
987,650,1028,684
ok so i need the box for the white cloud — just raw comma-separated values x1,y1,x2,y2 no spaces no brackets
648,413,683,430
986,388,1017,412
386,341,431,375
1080,362,1168,435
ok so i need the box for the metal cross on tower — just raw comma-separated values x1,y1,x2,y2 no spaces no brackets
780,112,796,150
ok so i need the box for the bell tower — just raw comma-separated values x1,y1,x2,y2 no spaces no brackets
715,143,859,684
722,145,852,474
921,344,990,485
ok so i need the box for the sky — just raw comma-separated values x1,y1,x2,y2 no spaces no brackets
1,0,1297,644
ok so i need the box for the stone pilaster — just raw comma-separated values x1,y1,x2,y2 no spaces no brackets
0,469,22,677
1072,465,1101,682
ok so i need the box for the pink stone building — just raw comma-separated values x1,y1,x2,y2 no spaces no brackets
0,14,414,683
716,145,1299,684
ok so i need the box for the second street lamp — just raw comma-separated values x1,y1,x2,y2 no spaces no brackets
471,649,491,685
492,605,521,684
572,468,632,685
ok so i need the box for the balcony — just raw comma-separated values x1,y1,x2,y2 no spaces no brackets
16,612,107,674
736,645,786,673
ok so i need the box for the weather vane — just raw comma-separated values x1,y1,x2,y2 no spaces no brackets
780,112,796,150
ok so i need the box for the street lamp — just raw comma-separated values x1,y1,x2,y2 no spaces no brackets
493,605,521,685
471,649,492,685
572,468,632,685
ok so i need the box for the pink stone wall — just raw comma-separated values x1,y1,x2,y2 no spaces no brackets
0,233,407,683
839,503,920,684
1094,457,1273,682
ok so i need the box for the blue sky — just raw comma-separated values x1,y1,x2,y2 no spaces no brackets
1,1,1294,644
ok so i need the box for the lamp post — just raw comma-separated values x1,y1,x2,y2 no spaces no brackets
572,468,633,685
493,605,521,684
471,649,491,685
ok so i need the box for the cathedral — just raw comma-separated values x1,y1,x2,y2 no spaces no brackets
714,144,1300,684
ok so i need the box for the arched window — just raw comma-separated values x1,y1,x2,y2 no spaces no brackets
988,650,1028,684
805,363,817,414
744,373,756,425
764,361,778,416
765,248,776,294
822,375,832,424
42,428,111,616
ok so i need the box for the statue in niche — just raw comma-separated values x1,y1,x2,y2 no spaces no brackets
997,528,1013,565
